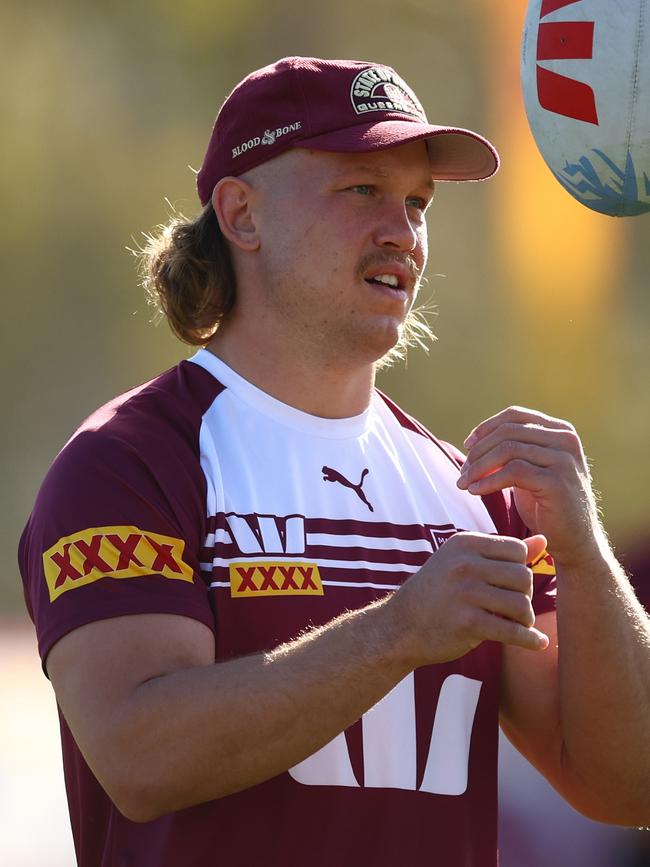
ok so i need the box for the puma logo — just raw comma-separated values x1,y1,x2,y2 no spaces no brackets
322,466,374,512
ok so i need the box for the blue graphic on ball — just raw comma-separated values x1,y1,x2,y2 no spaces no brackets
553,149,650,217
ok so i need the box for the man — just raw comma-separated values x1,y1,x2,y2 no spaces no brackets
19,56,650,866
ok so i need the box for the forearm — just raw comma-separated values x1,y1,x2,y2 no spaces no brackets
111,595,410,821
555,539,650,823
459,406,650,823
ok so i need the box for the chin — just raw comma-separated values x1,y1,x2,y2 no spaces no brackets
360,326,404,367
326,315,405,368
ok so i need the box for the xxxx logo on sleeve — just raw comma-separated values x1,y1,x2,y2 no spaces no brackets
229,562,323,598
530,549,556,577
43,526,194,602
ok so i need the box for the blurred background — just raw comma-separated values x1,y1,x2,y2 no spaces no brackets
2,0,648,864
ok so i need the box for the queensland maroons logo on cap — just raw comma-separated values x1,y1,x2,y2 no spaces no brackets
350,67,426,120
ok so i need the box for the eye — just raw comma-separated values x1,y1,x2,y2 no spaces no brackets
349,184,374,196
406,196,429,212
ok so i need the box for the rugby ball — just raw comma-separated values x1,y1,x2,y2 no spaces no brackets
521,0,650,217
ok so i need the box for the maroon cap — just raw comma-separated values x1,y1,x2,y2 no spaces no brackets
197,56,499,206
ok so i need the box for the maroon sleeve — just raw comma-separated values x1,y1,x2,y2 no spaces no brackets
18,362,221,672
438,438,558,617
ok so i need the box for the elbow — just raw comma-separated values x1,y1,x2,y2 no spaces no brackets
103,774,171,824
103,764,228,823
90,749,180,823
111,779,232,824
85,731,194,822
556,772,650,828
572,804,650,829
569,797,650,829
86,730,239,821
556,741,650,828
115,800,161,825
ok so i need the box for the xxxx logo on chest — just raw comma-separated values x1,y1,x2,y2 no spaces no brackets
229,562,323,598
43,526,194,602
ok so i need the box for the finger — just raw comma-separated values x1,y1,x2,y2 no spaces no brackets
524,534,548,567
464,407,576,450
474,560,534,595
454,532,529,564
462,423,583,468
462,462,548,497
458,443,567,490
473,610,549,652
472,584,536,626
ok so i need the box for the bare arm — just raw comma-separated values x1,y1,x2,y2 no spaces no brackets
48,601,408,822
459,406,650,825
47,530,548,823
502,570,650,826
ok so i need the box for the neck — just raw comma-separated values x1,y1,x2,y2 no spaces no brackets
205,322,376,419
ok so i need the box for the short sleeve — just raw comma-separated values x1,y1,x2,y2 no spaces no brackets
18,363,221,672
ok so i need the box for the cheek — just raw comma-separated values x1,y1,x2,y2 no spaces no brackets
416,225,428,268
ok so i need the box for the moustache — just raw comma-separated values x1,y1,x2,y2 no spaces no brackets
355,253,421,286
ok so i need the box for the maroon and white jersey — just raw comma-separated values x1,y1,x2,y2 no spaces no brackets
19,349,557,867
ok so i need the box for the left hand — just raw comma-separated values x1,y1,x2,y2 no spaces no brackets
456,406,602,568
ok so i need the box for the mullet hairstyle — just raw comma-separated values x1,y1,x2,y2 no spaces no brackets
136,202,236,345
136,201,436,364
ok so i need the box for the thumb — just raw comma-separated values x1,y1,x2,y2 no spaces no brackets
524,534,548,567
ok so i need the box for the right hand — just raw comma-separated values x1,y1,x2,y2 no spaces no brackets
391,531,549,668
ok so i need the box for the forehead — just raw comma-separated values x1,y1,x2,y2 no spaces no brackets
316,141,432,181
257,141,434,189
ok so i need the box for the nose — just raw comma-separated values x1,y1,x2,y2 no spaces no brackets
372,203,420,253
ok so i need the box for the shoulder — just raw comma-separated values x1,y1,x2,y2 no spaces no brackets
71,359,225,450
20,359,229,574
27,361,222,527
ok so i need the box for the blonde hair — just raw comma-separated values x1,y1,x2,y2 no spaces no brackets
136,203,235,345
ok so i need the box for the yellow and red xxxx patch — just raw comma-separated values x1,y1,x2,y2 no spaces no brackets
529,549,556,577
229,562,323,597
43,526,193,602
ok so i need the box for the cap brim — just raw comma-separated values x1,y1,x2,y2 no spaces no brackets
297,120,499,181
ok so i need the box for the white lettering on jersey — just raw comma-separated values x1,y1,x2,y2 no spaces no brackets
226,516,260,553
225,515,306,555
363,674,416,789
289,673,482,795
284,516,307,555
288,732,359,788
420,674,482,795
430,526,458,550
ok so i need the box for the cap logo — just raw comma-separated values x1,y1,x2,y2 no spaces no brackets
350,67,426,121
232,120,302,159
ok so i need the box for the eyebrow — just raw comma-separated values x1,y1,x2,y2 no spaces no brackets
339,163,435,191
348,163,390,178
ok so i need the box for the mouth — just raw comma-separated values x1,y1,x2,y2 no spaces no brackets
357,252,420,305
364,270,412,300
363,262,414,296
366,272,402,289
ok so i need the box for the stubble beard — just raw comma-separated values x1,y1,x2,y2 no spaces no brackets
260,250,420,371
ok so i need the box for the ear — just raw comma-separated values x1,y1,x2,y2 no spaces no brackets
211,177,260,252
